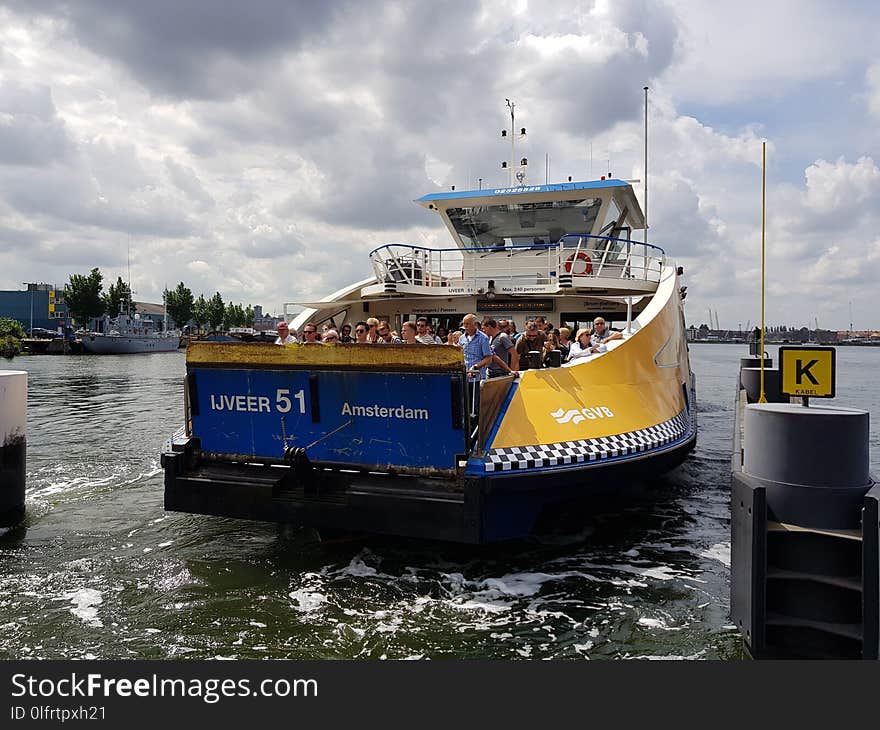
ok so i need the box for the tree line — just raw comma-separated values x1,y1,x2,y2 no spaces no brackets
63,268,257,331
0,317,25,357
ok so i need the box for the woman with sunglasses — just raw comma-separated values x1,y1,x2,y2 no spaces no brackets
339,323,354,343
567,327,595,361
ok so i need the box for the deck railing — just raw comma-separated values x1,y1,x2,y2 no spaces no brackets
368,234,666,295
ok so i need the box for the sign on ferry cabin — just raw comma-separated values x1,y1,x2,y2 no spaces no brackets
779,346,836,398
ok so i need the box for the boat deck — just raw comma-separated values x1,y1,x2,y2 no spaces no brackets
363,234,665,299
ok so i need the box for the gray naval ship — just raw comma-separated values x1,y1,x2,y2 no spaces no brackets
81,312,179,354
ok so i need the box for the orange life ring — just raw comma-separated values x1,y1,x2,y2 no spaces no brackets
564,251,593,275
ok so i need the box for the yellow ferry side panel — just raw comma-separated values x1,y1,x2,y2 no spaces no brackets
492,281,690,448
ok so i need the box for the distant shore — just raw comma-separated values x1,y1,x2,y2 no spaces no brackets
689,340,880,346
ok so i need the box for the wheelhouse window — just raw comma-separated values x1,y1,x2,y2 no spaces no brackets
601,198,622,234
447,198,602,249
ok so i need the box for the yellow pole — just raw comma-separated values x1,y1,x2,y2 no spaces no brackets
759,141,767,403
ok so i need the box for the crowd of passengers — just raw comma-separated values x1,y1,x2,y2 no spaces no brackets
274,314,622,378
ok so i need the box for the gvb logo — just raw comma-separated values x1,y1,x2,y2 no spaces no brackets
550,406,615,425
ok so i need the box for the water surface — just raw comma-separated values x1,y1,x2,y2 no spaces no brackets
1,345,877,659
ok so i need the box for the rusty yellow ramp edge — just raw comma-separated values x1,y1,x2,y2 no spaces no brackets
186,341,465,372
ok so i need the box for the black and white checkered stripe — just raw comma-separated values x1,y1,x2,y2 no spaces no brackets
483,409,693,472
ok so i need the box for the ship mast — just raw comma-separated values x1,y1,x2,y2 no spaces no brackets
127,239,132,318
644,86,649,245
502,99,527,186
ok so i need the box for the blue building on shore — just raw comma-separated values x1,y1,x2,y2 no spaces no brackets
0,283,70,332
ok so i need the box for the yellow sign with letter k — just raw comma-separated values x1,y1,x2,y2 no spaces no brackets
779,346,836,398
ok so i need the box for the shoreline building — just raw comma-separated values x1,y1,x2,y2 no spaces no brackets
252,305,285,333
0,283,70,332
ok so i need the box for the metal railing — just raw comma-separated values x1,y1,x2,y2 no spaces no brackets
556,234,666,283
368,234,666,293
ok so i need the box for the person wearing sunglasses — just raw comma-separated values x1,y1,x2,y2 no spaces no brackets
322,329,340,344
301,324,320,344
339,323,354,343
415,316,442,344
567,328,593,361
376,321,401,344
353,321,370,344
502,319,522,343
589,318,622,353
514,319,546,366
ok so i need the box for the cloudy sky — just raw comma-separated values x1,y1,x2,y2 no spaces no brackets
1,0,878,330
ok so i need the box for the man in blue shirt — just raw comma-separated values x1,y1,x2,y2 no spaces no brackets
459,313,493,417
459,313,493,377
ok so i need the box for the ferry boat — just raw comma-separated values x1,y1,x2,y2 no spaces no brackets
162,150,696,543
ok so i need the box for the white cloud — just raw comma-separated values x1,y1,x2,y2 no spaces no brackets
802,155,880,221
662,1,877,105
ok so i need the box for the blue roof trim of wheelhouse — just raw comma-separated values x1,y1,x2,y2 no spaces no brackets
415,179,630,203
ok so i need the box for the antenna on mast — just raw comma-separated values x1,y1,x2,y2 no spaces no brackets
127,237,132,317
502,99,527,185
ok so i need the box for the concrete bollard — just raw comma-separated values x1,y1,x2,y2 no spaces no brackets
743,402,871,529
0,370,26,528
